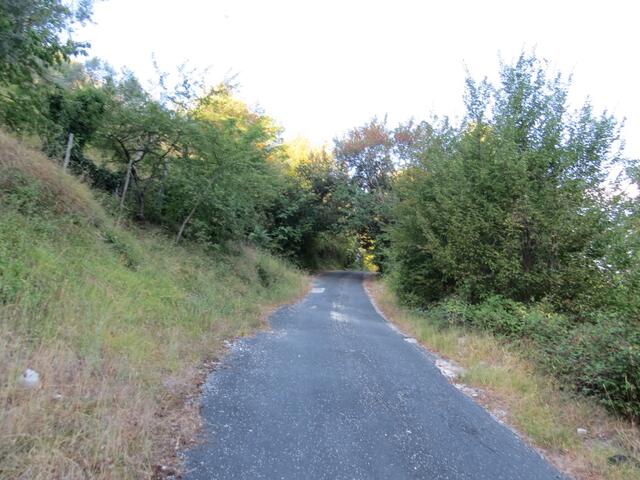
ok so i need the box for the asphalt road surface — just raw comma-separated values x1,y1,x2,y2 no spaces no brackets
184,271,564,479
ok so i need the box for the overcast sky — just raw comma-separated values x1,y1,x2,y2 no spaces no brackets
79,0,639,159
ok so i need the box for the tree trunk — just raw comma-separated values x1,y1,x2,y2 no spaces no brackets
175,203,199,244
119,151,142,210
119,156,135,209
130,168,146,221
138,190,145,220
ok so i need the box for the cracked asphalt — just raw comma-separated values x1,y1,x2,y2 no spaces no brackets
184,271,564,479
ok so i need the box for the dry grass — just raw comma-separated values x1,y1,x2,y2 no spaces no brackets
0,130,104,223
365,277,640,480
0,134,309,478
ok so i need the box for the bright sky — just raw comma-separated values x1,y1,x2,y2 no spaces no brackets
80,0,639,160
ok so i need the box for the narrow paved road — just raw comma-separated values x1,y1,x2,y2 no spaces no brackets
184,272,563,479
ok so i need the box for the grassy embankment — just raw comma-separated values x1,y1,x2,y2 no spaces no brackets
366,277,640,480
0,131,308,479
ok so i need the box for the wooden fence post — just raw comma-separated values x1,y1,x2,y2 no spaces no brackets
62,133,74,170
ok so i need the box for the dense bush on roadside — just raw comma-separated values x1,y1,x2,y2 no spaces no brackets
546,316,640,418
421,295,640,418
388,55,620,309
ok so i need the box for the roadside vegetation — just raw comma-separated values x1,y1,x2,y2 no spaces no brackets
367,278,640,480
0,131,307,478
384,57,640,422
1,1,639,478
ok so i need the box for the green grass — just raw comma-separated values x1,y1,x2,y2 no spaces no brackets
0,132,308,479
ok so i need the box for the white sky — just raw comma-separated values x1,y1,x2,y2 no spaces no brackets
79,0,639,159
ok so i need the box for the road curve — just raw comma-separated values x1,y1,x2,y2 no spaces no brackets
184,271,563,479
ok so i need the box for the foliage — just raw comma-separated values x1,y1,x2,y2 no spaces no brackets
389,54,621,307
45,83,108,158
385,54,639,419
0,0,91,83
0,0,92,131
333,117,396,269
541,315,640,418
334,116,394,192
421,294,640,418
262,141,356,268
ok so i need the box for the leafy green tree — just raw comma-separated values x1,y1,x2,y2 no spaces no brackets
102,82,285,245
263,143,355,268
601,163,640,315
389,54,621,307
392,118,453,167
0,0,91,83
0,0,92,131
44,84,108,157
334,117,394,192
93,73,184,219
333,118,395,269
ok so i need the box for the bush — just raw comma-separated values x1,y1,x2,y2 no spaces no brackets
424,296,472,328
471,296,527,337
415,293,640,418
547,316,640,418
388,55,620,309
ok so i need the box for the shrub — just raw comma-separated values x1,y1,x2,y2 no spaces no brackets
415,292,640,418
470,296,527,337
548,316,640,418
426,296,473,328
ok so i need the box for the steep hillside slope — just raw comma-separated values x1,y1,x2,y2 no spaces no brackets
0,131,307,479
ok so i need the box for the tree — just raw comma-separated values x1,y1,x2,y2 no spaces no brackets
262,142,356,268
333,118,395,269
94,73,184,220
0,0,92,131
0,0,91,84
44,83,108,158
334,117,394,192
389,54,622,307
